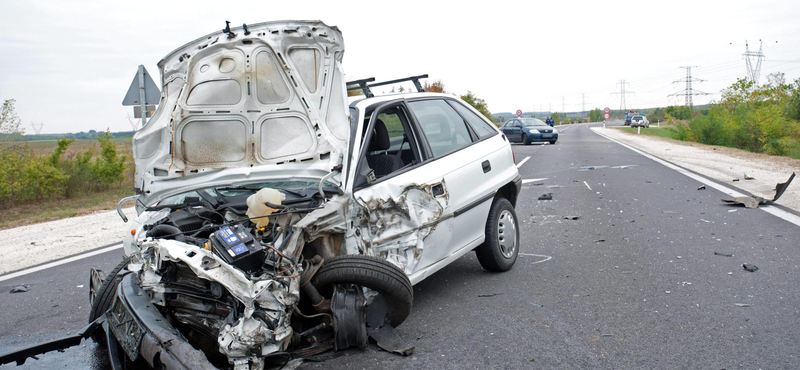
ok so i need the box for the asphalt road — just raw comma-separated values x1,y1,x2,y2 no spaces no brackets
3,121,800,369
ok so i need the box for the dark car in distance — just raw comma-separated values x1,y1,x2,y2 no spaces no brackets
501,118,558,145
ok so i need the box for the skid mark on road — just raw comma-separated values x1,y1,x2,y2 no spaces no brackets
519,253,553,264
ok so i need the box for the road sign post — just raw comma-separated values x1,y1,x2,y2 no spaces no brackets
123,65,160,130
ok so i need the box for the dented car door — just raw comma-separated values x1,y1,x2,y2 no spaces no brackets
345,100,454,282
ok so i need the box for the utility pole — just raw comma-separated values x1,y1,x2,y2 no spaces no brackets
578,93,591,114
743,40,765,86
30,121,44,135
611,80,634,111
668,66,710,107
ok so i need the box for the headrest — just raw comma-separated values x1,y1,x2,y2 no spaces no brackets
368,119,390,151
420,114,452,141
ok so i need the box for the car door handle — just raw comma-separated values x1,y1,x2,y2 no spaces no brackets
482,160,491,173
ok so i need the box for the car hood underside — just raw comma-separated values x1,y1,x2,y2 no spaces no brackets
132,20,350,205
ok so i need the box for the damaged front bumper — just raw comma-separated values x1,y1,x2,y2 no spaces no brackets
107,273,219,370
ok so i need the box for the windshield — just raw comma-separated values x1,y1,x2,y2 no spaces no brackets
519,118,548,127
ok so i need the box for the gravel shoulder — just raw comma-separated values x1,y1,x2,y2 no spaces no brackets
0,207,134,274
592,126,800,213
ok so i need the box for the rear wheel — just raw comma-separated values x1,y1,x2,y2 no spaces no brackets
521,134,529,145
475,198,519,272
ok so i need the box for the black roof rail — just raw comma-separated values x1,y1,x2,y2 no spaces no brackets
346,74,428,98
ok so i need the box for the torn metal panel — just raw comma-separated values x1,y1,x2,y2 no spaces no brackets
721,172,795,208
134,239,298,359
350,182,449,274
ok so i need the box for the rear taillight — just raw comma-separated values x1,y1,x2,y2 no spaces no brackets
513,151,516,164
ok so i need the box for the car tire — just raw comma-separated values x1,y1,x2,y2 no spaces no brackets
88,256,131,344
549,140,557,144
475,198,519,272
312,255,413,327
521,133,529,145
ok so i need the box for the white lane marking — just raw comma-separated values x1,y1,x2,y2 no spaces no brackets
583,181,592,191
591,129,800,228
519,253,553,264
522,178,548,184
516,156,531,168
0,244,122,282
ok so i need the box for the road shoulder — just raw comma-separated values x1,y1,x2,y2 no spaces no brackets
591,127,800,214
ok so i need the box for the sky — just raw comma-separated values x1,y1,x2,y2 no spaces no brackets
1,0,799,134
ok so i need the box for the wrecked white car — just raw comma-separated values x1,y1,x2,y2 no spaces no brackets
0,20,521,369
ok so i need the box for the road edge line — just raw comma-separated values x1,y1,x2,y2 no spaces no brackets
516,156,531,168
0,243,123,282
591,128,800,228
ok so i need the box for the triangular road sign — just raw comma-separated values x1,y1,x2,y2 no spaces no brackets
122,65,160,106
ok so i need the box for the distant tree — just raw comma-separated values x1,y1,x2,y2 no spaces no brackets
460,91,492,121
588,108,603,122
551,112,561,125
1,98,24,140
665,105,693,120
346,84,364,97
424,80,446,93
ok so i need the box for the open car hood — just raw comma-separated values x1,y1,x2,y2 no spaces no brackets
132,20,350,205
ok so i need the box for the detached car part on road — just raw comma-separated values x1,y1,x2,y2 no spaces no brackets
1,20,521,369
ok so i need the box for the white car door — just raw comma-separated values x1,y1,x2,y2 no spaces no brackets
347,100,456,283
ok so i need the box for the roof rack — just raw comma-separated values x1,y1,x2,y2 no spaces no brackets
346,74,429,98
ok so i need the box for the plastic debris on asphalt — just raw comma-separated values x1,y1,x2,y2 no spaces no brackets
564,216,580,220
743,263,759,272
735,303,752,307
714,252,734,257
697,185,706,190
744,174,755,180
9,285,29,293
538,193,553,200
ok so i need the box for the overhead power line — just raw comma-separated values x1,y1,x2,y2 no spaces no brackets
743,40,765,85
668,66,710,107
611,80,634,111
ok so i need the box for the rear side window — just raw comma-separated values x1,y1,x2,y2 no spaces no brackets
408,99,473,158
448,101,497,139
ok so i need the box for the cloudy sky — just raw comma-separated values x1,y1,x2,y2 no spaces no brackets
1,0,799,133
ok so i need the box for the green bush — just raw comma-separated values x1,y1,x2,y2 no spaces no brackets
676,73,800,159
0,131,129,209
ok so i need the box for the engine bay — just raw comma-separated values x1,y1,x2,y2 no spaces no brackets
126,185,353,367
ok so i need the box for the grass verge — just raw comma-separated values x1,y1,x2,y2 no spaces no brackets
617,126,681,140
0,186,134,230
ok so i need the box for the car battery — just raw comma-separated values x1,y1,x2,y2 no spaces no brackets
209,224,265,273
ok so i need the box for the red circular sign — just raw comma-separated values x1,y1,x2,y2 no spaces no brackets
515,109,523,117
604,107,610,113
603,113,610,119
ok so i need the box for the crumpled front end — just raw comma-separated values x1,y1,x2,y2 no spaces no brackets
130,239,299,362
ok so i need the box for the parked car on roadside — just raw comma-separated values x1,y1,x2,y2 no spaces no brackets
630,115,649,128
0,20,525,370
501,118,559,144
